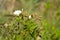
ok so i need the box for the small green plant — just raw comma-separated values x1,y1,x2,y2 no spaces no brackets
0,11,39,40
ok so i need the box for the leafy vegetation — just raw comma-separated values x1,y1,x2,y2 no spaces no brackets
0,0,60,40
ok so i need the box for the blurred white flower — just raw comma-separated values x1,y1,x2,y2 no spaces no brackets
29,15,31,19
4,23,9,28
13,10,22,16
36,36,41,40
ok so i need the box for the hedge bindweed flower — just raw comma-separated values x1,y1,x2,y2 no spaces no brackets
13,10,22,16
29,15,31,19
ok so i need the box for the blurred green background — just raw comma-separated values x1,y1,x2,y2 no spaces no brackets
0,0,60,40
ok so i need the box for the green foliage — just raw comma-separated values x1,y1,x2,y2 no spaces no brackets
0,14,38,40
40,19,60,40
0,0,60,40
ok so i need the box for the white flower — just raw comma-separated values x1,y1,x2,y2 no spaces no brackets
29,15,31,19
4,23,9,28
13,10,22,16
